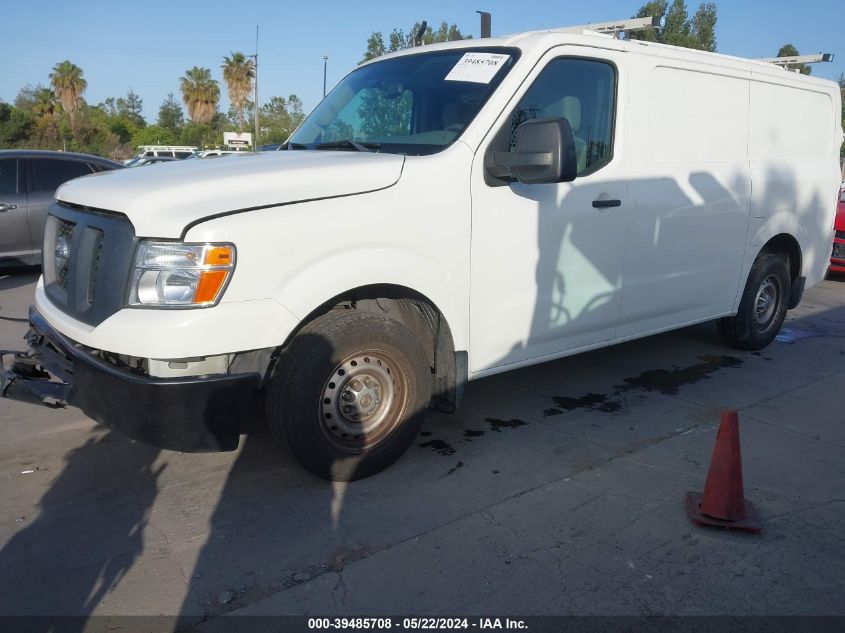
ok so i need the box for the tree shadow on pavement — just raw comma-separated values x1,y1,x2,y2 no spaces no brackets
0,431,162,631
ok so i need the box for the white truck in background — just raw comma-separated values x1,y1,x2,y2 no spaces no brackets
2,25,842,480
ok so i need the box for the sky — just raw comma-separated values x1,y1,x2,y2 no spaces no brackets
1,0,842,122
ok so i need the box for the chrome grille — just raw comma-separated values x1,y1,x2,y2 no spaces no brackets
43,204,137,327
88,232,104,303
55,219,75,290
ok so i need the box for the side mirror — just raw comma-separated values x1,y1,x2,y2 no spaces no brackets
492,117,577,184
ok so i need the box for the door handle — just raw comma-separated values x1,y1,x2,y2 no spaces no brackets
0,203,18,213
592,199,621,209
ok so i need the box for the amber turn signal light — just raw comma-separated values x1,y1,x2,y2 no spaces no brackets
194,270,229,304
204,246,234,266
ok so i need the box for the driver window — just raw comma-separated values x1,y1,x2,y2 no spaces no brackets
510,58,616,175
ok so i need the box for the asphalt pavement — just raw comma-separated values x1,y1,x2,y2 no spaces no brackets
1,267,843,631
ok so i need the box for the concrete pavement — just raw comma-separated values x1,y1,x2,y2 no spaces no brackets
0,268,843,630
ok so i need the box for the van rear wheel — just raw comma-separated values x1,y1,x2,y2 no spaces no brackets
718,252,791,351
267,309,431,481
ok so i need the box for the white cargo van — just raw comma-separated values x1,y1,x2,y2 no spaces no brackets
2,28,842,480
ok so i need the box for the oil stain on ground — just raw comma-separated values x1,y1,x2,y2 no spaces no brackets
616,354,743,396
419,354,744,457
546,393,622,416
418,439,456,456
548,354,745,415
486,418,527,433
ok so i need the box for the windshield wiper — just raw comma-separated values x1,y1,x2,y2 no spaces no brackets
314,139,381,152
284,142,310,150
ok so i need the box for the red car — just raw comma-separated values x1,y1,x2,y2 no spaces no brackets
832,187,845,274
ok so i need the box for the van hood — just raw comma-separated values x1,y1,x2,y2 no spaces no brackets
56,151,405,237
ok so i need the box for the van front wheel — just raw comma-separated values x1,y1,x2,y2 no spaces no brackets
267,309,431,481
718,252,791,351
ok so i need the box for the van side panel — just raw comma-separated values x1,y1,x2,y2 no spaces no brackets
744,77,840,294
618,62,751,338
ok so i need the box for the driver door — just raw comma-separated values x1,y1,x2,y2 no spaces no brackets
469,49,630,374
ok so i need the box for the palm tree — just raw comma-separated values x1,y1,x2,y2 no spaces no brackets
221,52,255,132
32,87,59,122
180,67,220,124
49,61,86,126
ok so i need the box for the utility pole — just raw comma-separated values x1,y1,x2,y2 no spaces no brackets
323,55,328,98
249,25,259,150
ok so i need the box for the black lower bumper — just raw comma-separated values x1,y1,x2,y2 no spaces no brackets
1,307,260,452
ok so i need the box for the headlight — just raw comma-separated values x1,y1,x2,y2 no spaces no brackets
128,241,236,307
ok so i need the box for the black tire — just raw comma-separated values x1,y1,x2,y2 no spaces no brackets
267,309,431,481
718,251,791,351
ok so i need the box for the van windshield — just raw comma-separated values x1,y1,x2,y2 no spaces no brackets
288,48,519,156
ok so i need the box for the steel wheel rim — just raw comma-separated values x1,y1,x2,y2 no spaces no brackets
319,349,408,452
753,275,781,333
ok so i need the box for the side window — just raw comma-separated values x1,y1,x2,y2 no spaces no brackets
175,151,192,159
510,58,616,175
0,159,17,195
29,159,93,192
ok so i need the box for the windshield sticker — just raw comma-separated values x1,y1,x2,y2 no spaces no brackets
445,53,511,84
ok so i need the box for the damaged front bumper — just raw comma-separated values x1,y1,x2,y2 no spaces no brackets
1,307,260,452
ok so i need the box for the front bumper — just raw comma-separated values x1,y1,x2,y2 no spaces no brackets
1,307,260,452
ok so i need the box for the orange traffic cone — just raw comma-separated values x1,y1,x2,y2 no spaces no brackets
685,410,762,533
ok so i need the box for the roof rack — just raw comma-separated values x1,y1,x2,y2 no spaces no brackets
758,53,834,70
137,145,199,151
558,16,665,38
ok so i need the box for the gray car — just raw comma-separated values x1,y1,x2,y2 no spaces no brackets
0,150,122,266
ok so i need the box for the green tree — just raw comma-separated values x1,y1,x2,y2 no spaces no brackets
226,99,253,128
360,21,471,63
15,85,62,149
158,92,184,131
776,44,811,76
362,32,387,62
690,3,718,52
628,1,717,52
32,87,59,122
258,95,306,143
180,66,220,124
132,125,178,148
107,115,139,145
100,97,118,116
221,52,255,132
116,88,146,127
69,104,122,157
0,103,34,146
49,60,87,127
